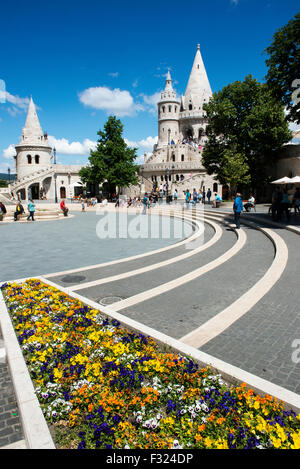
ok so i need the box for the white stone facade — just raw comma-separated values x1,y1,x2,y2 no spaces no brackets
10,97,84,201
125,45,222,200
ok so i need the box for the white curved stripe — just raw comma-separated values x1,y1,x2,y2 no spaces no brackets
70,218,222,291
180,227,288,348
44,208,202,278
109,222,246,312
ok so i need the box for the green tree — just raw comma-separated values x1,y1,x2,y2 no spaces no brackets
79,116,139,196
0,179,8,188
202,75,292,195
265,12,300,124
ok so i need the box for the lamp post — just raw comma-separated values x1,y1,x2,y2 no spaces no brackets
53,147,57,203
140,165,144,196
171,163,175,183
8,167,10,184
167,128,171,162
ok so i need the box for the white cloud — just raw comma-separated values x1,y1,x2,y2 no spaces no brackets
5,92,29,110
79,86,144,117
140,92,160,114
138,136,158,150
0,91,30,117
47,136,97,155
108,72,119,78
0,160,14,173
2,144,16,159
125,135,157,152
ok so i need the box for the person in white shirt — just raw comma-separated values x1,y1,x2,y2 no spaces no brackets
244,195,255,212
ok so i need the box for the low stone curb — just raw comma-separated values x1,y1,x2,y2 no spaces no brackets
0,289,55,449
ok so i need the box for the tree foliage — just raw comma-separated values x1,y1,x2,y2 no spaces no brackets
202,75,292,192
265,12,300,124
79,116,139,193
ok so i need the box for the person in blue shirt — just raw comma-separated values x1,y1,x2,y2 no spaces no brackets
213,193,222,208
233,193,244,229
142,193,148,214
27,199,35,221
185,189,191,208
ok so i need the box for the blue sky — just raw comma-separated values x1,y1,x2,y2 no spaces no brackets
0,0,299,173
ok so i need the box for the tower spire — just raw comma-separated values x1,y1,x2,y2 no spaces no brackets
184,44,212,106
20,97,44,144
164,68,173,92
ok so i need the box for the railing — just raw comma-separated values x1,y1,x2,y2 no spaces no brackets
179,110,206,119
140,161,205,172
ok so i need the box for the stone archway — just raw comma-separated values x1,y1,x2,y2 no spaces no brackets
42,176,52,199
60,186,66,199
183,127,193,141
28,182,40,200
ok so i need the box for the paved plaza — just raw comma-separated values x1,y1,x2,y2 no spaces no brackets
0,202,300,448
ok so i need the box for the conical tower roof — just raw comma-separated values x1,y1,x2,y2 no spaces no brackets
183,44,212,108
18,97,48,146
159,69,180,103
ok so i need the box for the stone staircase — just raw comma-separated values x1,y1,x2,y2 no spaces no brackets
9,166,54,194
1,208,64,222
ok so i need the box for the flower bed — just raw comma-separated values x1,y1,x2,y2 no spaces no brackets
1,279,300,449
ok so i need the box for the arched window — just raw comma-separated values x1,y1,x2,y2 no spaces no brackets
198,128,204,140
162,106,165,113
172,154,175,162
27,155,32,164
181,154,184,162
189,104,193,110
174,106,177,113
213,183,218,192
35,155,40,164
168,105,172,112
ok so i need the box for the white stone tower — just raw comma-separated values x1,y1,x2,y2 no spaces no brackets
157,69,180,148
14,97,52,180
179,44,212,143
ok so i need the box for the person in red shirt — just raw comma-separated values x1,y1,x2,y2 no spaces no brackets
60,199,69,216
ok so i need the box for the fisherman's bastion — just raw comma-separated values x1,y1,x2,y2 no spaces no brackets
2,44,300,204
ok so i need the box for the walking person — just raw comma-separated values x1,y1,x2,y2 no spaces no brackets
207,188,212,204
27,199,35,221
197,189,203,204
280,189,291,221
192,188,198,206
185,189,191,209
202,189,206,205
292,187,300,215
142,193,148,215
233,192,244,229
173,189,178,204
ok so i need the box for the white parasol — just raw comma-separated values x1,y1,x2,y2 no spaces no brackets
270,177,293,184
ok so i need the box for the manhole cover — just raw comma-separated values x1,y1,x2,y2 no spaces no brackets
98,296,123,306
61,275,86,283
